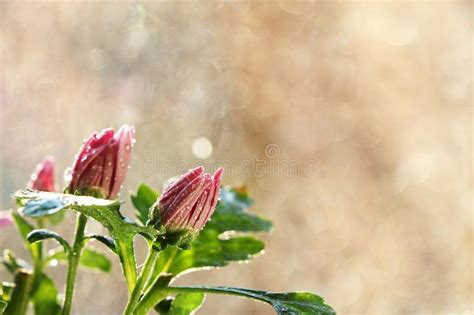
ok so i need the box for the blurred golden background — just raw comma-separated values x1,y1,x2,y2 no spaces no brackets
1,1,472,314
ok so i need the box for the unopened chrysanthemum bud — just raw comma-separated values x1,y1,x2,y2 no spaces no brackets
28,156,55,192
66,125,135,199
0,211,13,229
150,167,223,248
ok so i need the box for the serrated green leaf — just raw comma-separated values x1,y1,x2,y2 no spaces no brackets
20,197,65,217
14,190,158,291
155,231,264,276
13,190,156,240
31,273,60,315
131,184,158,225
11,213,42,261
46,248,112,272
27,229,71,255
168,292,205,315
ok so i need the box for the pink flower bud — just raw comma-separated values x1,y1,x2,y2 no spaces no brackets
28,156,55,192
67,125,135,199
0,211,13,229
155,167,224,233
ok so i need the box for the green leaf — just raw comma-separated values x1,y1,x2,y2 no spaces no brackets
83,234,117,253
79,248,112,272
187,287,335,315
168,292,205,315
139,286,335,315
131,184,159,225
11,213,42,261
155,231,264,276
19,197,65,217
31,273,60,315
0,300,7,314
1,282,15,302
27,229,71,255
208,187,272,233
46,248,112,272
3,269,34,315
14,189,159,290
155,293,205,315
14,190,156,240
151,187,270,280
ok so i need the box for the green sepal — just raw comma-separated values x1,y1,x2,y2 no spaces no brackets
154,229,197,251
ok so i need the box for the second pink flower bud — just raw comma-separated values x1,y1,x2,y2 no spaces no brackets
28,156,55,192
151,166,223,234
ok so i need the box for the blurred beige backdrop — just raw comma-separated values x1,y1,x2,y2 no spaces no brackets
1,1,472,314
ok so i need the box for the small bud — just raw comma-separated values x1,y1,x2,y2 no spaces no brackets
28,156,55,192
67,125,134,199
0,211,13,228
150,167,224,248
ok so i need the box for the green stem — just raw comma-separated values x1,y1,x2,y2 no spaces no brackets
115,238,137,293
143,246,177,292
123,248,160,315
61,213,88,315
4,269,34,315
